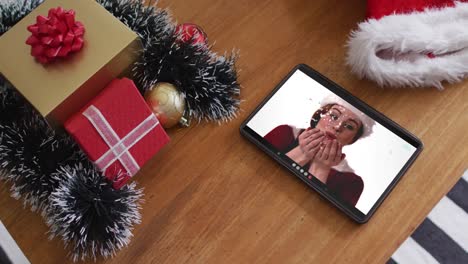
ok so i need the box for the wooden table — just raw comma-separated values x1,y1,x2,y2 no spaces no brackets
1,0,467,263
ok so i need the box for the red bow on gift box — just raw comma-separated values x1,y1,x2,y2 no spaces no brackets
26,7,85,64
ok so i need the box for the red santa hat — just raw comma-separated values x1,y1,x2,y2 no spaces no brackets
319,94,375,140
346,0,468,89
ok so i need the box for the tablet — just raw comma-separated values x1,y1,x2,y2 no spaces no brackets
240,64,423,223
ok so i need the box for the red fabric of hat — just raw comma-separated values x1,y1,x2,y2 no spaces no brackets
367,0,456,19
347,0,468,89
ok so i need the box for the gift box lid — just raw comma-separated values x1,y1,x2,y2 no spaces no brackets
65,78,170,189
0,0,142,125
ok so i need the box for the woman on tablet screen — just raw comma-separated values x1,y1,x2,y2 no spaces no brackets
264,95,375,206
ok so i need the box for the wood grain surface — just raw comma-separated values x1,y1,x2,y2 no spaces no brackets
1,0,467,263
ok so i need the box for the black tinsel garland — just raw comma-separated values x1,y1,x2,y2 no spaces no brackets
133,35,240,122
96,0,175,41
0,77,33,125
97,0,240,121
0,0,43,35
47,165,143,261
0,0,240,261
0,116,80,212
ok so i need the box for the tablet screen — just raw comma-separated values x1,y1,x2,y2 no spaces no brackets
244,68,419,216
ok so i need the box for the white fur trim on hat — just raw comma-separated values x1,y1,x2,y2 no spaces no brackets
320,94,375,140
346,1,468,89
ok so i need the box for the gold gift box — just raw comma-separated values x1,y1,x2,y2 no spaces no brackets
0,0,142,126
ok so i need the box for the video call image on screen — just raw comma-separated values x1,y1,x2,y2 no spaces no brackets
247,70,417,214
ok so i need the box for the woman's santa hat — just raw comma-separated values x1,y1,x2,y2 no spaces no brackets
319,94,375,140
347,0,468,89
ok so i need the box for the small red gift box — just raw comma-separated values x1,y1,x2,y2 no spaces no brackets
65,78,170,189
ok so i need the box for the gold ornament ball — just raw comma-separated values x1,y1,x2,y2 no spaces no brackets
145,82,186,128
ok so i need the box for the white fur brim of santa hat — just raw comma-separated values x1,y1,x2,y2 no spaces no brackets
346,1,468,89
320,94,375,140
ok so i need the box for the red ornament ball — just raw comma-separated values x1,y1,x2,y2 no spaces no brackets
25,7,85,64
175,23,207,46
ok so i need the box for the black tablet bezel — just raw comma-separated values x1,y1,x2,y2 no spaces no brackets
240,64,423,223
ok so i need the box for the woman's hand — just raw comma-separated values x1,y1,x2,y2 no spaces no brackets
286,128,324,166
315,139,345,167
298,128,325,159
309,139,345,183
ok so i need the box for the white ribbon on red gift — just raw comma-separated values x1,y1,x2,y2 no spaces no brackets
83,105,159,177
